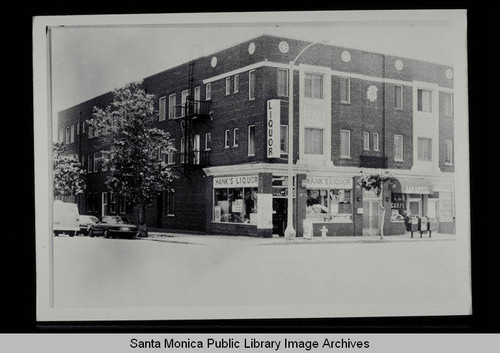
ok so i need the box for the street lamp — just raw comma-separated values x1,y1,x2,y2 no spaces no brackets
284,39,329,240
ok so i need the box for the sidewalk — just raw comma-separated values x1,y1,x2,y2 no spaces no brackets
142,229,456,246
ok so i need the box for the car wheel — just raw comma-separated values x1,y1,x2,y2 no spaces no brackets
69,231,75,237
89,229,94,237
104,230,110,238
54,231,59,236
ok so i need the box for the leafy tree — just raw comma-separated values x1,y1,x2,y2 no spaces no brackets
89,81,176,223
357,171,394,239
53,142,86,199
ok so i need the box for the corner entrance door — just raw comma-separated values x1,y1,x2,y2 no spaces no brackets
363,199,380,236
272,198,287,237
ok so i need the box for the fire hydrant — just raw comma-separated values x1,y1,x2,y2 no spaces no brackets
320,226,328,238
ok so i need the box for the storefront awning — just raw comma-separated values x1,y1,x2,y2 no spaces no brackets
392,178,434,194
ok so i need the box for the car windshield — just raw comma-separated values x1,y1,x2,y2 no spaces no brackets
102,216,126,224
81,216,98,223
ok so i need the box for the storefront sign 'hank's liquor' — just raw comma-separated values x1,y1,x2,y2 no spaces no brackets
302,176,353,189
267,99,281,159
214,175,259,188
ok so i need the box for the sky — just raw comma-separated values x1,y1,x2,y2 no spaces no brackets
48,11,464,138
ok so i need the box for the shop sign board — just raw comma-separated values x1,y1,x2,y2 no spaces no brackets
432,181,454,192
214,175,259,188
267,99,281,158
403,185,431,194
302,176,353,189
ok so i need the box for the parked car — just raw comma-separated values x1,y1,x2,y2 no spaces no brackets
78,215,99,236
88,215,139,239
53,200,80,237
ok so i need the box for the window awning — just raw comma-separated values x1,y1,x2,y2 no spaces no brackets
391,178,434,194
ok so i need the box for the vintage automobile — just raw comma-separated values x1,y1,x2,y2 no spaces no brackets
88,215,139,239
78,215,99,236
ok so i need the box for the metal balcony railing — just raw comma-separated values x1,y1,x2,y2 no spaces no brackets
173,99,212,119
359,155,387,168
166,150,210,167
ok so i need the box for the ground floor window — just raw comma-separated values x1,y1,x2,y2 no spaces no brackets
306,189,352,222
391,193,407,222
214,187,258,223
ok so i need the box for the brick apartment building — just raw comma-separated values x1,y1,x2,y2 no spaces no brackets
57,34,456,237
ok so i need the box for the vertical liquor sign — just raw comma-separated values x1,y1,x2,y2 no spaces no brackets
267,99,281,158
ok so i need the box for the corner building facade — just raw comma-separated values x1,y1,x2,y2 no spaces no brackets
58,35,456,237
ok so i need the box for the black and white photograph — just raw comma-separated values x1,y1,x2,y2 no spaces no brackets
32,10,472,323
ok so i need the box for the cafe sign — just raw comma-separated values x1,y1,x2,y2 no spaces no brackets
302,176,353,189
214,175,259,188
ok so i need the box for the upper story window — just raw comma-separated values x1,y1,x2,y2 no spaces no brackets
224,129,230,148
76,122,80,135
249,70,256,100
248,125,255,156
373,133,380,151
340,130,351,158
82,121,86,133
305,128,323,155
363,132,370,151
181,90,189,117
340,77,350,104
277,69,288,97
445,140,453,165
65,127,70,144
225,77,231,96
394,134,404,162
87,154,93,173
394,85,403,110
70,125,75,143
205,133,211,151
59,129,64,143
206,83,212,100
417,137,432,161
234,74,239,93
304,73,323,99
93,152,99,173
233,128,239,147
443,92,453,117
159,96,166,121
417,89,432,113
280,125,288,154
168,94,176,119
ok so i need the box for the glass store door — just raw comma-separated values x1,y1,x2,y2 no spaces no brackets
363,199,380,236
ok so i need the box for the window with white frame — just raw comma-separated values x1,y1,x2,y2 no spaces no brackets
181,90,189,117
277,69,288,97
305,128,324,155
93,152,99,172
180,137,185,164
76,122,80,135
373,133,380,151
340,130,351,158
165,190,175,216
87,154,93,173
234,74,239,93
280,125,288,154
417,89,433,112
305,73,323,99
417,137,432,161
394,85,403,110
194,86,201,113
82,121,86,133
168,94,176,119
225,77,231,95
224,129,230,148
164,140,175,165
159,96,166,121
205,133,211,151
249,70,256,100
206,83,212,100
233,128,239,147
248,125,255,156
340,77,350,103
394,134,404,161
65,127,70,144
443,92,453,117
445,140,453,165
363,132,370,151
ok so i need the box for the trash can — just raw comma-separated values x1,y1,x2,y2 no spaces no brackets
418,216,428,238
427,218,439,237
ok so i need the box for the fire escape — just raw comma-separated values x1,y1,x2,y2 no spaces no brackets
172,59,212,175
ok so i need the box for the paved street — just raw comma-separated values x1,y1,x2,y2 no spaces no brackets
53,234,468,316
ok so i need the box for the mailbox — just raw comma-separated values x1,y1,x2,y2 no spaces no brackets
406,216,419,232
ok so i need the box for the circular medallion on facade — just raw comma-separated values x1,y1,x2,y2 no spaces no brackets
211,56,217,68
278,41,289,53
248,42,256,54
446,69,453,79
395,59,403,71
341,51,351,63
